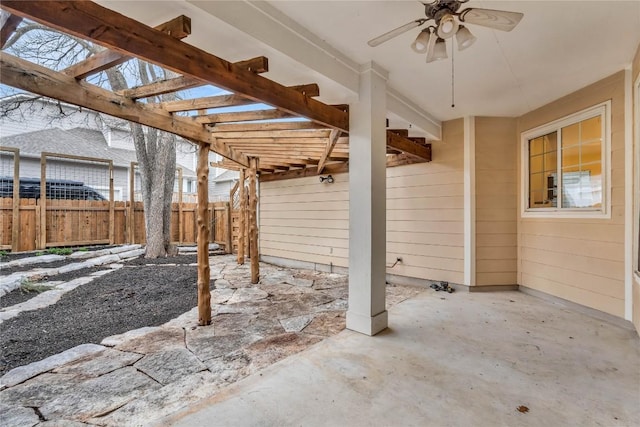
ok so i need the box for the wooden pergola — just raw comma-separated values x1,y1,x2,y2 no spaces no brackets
0,1,432,326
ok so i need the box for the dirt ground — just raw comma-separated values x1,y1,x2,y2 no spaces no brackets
0,256,198,376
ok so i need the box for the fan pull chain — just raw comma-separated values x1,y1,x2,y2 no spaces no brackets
451,41,455,108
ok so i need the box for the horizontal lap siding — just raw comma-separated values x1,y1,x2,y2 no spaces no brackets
260,177,350,268
633,44,640,333
518,71,626,317
259,119,465,284
385,119,465,284
475,117,518,286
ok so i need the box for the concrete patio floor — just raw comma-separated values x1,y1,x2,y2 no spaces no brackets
163,290,640,427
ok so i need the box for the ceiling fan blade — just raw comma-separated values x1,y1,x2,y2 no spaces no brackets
368,19,426,47
459,8,523,32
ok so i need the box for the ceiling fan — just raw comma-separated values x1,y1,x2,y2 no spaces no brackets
368,0,523,63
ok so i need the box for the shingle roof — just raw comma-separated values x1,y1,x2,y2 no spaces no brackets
212,169,239,182
1,127,136,167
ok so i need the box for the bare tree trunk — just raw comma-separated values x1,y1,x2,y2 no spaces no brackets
106,65,176,258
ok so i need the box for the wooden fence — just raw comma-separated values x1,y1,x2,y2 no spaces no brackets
0,198,231,253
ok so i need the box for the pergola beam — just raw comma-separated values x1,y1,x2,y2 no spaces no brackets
0,52,248,167
386,130,431,161
0,0,349,132
160,94,255,112
156,81,317,113
120,75,203,99
129,57,269,103
62,15,192,79
195,109,294,124
210,129,331,139
209,121,322,133
317,129,341,174
0,13,22,48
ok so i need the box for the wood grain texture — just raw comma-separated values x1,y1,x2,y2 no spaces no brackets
196,142,212,326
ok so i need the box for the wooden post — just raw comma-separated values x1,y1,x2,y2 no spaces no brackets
108,161,115,244
196,142,211,326
39,154,46,250
237,168,246,264
177,167,183,244
129,162,136,244
248,157,259,284
244,192,250,258
225,202,232,255
1,147,21,251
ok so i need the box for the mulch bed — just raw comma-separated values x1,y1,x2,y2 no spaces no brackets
0,256,200,376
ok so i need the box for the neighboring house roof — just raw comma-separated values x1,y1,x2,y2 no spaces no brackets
1,127,136,167
213,169,239,183
1,127,199,177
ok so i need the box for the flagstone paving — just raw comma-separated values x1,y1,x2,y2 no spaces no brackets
0,253,422,426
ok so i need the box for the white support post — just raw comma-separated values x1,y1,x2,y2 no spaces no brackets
346,62,389,336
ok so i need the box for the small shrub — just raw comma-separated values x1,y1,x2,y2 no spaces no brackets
0,250,8,259
20,280,54,294
77,247,89,252
46,248,73,256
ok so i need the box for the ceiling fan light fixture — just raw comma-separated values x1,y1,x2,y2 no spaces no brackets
436,13,459,39
426,37,447,63
455,25,477,51
410,29,431,54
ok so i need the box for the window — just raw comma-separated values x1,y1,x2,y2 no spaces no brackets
522,102,610,217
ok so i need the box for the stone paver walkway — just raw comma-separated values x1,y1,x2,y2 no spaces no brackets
0,253,421,426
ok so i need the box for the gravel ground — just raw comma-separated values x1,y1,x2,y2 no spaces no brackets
0,257,199,376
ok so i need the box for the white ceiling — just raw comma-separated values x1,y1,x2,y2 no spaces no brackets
98,0,640,134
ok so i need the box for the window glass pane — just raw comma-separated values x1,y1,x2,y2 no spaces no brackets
581,141,601,164
530,191,545,207
530,172,543,191
560,114,602,209
530,155,543,173
562,145,580,167
528,132,557,209
530,137,543,156
562,123,579,147
581,116,601,141
543,133,557,153
544,151,557,172
529,174,543,208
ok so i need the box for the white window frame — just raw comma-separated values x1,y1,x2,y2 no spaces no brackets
521,101,611,218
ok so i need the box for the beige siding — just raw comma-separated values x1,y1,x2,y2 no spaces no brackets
259,119,465,284
517,71,627,317
633,43,640,332
474,117,517,286
386,119,465,284
259,175,350,268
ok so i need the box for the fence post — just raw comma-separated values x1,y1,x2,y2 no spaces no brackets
39,154,47,249
4,147,21,251
108,161,115,244
237,169,245,263
178,167,183,244
129,162,136,244
249,157,259,284
225,202,232,254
